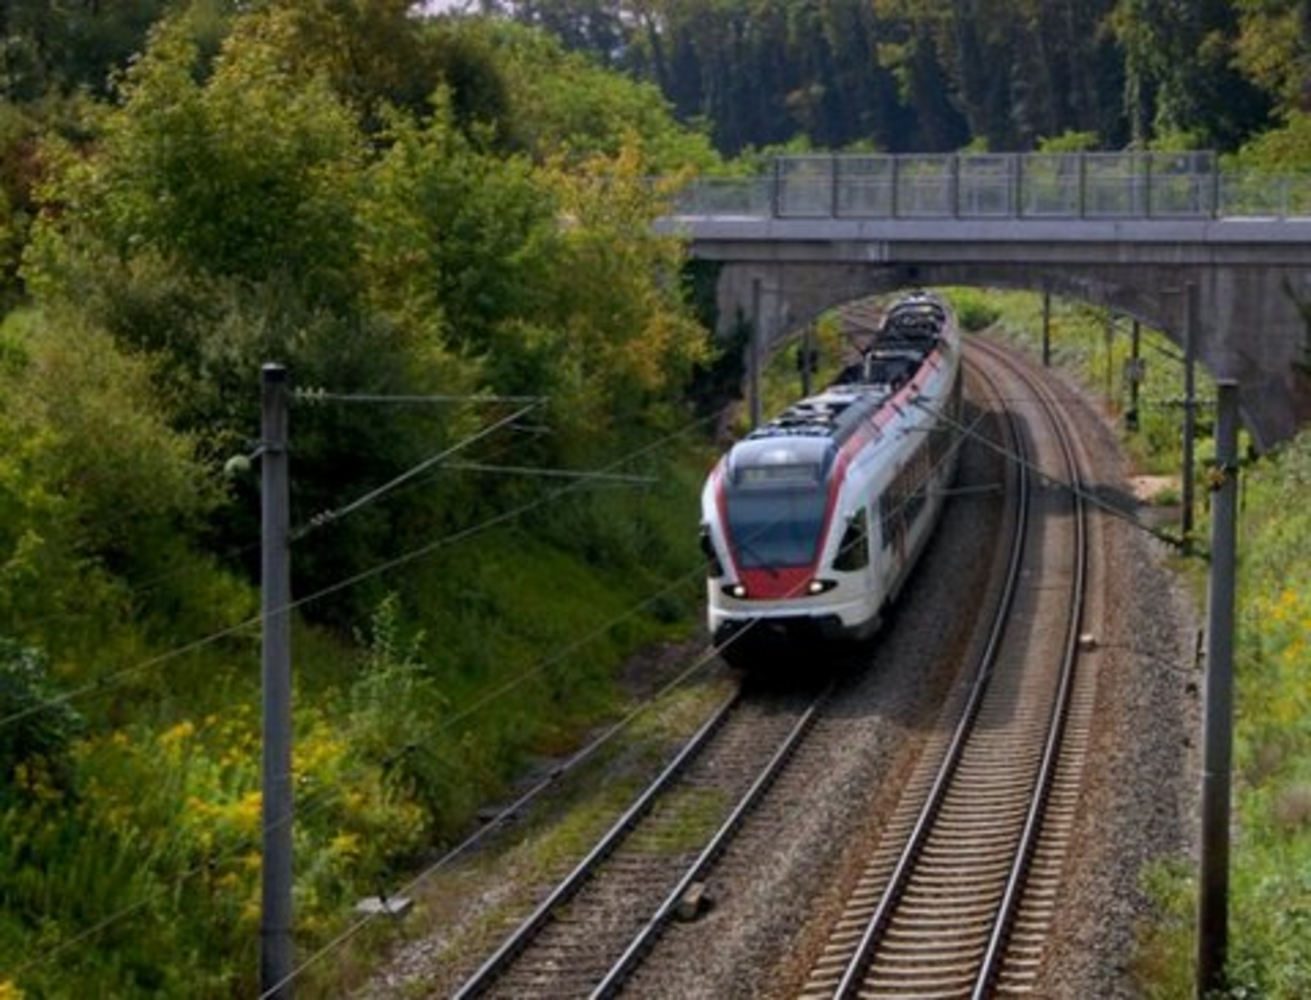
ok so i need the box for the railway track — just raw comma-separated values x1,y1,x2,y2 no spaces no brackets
451,679,832,998
798,338,1095,999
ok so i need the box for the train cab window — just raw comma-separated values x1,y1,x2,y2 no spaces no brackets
833,508,870,571
724,485,827,568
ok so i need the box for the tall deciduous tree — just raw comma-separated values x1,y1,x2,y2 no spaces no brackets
1234,0,1311,115
1112,0,1271,148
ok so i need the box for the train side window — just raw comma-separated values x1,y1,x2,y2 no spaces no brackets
880,488,899,548
834,508,870,571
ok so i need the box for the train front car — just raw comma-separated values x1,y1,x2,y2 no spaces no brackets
700,292,962,667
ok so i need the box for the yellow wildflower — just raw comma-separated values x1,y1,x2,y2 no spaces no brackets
329,831,362,860
160,720,196,748
230,790,263,834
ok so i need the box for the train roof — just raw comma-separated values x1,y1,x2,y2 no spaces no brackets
723,293,955,485
746,297,951,441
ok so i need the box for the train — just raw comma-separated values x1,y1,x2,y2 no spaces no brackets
699,291,963,664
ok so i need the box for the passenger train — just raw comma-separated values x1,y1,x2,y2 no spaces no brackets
700,291,963,664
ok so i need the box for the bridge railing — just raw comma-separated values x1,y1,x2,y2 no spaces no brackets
672,151,1311,220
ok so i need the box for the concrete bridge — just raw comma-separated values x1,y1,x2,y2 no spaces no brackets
660,151,1311,449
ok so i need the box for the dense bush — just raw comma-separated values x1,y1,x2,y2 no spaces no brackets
0,5,716,995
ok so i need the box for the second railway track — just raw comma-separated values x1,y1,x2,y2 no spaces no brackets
452,680,832,999
798,337,1097,999
441,336,1106,1000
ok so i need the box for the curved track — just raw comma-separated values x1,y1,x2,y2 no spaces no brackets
799,339,1094,999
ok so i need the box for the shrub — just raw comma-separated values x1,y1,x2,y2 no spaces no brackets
0,639,84,802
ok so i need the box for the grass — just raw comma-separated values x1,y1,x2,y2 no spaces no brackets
306,664,734,996
1,433,712,998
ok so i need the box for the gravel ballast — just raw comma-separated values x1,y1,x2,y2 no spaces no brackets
355,340,1201,999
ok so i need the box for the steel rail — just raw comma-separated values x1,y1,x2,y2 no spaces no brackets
968,339,1090,998
450,687,741,999
829,351,1035,998
590,682,833,998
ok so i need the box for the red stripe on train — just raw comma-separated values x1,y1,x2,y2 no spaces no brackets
738,566,814,601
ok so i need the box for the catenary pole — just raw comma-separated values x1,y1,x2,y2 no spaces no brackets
1041,290,1052,367
750,277,763,429
1197,380,1239,997
1182,282,1198,549
261,364,294,998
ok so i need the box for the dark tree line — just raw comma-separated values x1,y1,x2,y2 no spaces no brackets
4,1,1303,155
472,0,1292,155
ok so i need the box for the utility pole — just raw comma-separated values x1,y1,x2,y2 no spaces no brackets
1126,320,1142,433
1182,283,1198,549
799,323,814,398
1041,290,1052,367
1197,380,1239,998
750,277,763,429
261,364,294,998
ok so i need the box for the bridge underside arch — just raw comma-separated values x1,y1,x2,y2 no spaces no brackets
714,260,1311,450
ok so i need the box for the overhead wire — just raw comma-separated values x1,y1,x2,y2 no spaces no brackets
9,354,1028,988
2,409,721,983
4,555,714,987
918,382,1187,548
0,397,580,735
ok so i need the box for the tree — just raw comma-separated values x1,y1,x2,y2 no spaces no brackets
487,17,720,167
1234,0,1311,116
1112,0,1272,149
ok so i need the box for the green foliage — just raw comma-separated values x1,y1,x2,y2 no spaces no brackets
0,639,84,802
943,288,1001,332
0,0,203,103
348,594,463,828
1232,109,1311,173
1037,130,1101,153
1111,0,1272,151
0,101,40,311
1,6,719,994
0,308,234,671
357,98,557,360
1131,859,1198,998
1233,0,1311,118
486,19,721,170
30,12,364,297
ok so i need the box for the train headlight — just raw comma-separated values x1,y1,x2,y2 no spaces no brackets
806,579,837,595
722,583,748,599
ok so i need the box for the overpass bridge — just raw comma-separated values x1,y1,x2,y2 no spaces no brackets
660,151,1311,449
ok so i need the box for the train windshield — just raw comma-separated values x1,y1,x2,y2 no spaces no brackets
724,486,828,568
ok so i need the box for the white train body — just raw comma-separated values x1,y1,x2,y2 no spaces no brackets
700,292,962,657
